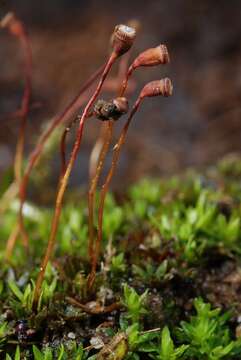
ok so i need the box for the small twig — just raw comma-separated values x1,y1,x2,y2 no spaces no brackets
140,328,160,335
83,345,94,351
66,296,121,314
7,340,38,345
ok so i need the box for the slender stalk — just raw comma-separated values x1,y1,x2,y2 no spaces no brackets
60,112,93,177
4,19,32,252
60,116,80,177
119,66,134,97
33,52,118,309
88,121,113,261
18,64,105,249
14,30,32,186
88,97,142,288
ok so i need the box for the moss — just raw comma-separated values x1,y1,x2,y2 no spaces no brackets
0,155,241,358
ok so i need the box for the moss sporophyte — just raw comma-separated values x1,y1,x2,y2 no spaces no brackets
3,11,241,360
0,18,173,302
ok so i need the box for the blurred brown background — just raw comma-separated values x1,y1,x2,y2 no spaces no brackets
0,0,241,189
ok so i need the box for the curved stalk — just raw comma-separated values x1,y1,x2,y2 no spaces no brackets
60,116,80,177
33,52,118,309
5,20,32,255
119,66,134,97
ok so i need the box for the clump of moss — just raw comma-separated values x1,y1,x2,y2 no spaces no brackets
0,155,241,359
